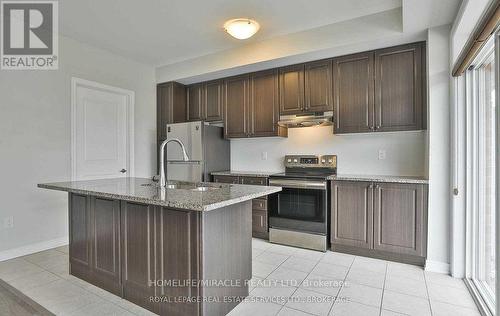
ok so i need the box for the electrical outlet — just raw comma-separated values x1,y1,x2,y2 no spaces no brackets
261,152,268,160
3,216,13,229
378,149,386,160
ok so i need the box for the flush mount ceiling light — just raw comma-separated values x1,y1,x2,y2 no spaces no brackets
223,18,260,40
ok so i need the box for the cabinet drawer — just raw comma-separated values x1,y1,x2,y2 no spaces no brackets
213,175,239,184
252,198,267,211
240,176,267,186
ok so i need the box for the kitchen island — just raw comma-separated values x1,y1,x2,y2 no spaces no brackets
38,177,280,316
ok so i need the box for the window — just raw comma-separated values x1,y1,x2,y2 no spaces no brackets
466,35,497,314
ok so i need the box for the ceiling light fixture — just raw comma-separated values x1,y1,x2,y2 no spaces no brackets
223,18,260,40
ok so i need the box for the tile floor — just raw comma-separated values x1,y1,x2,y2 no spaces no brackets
0,239,481,316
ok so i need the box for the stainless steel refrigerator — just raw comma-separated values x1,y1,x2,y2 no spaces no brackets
165,121,230,182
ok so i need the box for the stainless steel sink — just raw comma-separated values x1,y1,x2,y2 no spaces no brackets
141,182,221,191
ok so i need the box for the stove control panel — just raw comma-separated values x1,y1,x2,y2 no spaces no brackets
284,155,337,169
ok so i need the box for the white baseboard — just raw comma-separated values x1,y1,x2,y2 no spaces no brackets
425,260,450,274
0,236,69,262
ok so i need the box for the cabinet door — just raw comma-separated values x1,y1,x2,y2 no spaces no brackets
375,43,424,132
90,197,121,295
252,209,268,239
330,181,373,249
213,175,240,184
204,80,223,122
157,82,186,140
305,60,332,112
157,209,200,316
69,194,92,279
279,64,304,114
333,52,374,134
224,75,249,138
187,83,204,121
373,183,426,256
157,83,170,140
121,202,158,314
249,70,280,137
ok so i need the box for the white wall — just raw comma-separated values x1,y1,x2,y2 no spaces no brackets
0,35,156,258
425,25,452,273
231,127,427,176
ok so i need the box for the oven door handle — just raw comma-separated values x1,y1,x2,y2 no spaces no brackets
269,178,327,190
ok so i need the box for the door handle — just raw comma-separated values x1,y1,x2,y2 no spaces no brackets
120,169,127,173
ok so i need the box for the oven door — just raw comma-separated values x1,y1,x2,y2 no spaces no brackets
268,178,327,234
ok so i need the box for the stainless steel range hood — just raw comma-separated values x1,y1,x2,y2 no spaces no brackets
277,111,333,128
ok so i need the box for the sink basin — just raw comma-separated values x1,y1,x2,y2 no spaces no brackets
141,182,221,191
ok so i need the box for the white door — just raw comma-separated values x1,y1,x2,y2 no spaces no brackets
72,78,134,180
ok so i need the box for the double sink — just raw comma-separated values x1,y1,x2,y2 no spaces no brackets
142,181,222,192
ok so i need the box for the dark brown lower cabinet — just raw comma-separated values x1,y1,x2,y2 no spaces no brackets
331,181,373,249
121,201,157,313
212,175,239,184
91,197,121,295
156,208,200,316
69,195,121,296
373,183,426,256
69,194,91,280
252,199,269,239
330,181,427,265
213,175,270,239
68,193,251,316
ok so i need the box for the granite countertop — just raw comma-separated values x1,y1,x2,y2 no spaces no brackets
211,171,276,178
38,177,281,212
328,174,429,184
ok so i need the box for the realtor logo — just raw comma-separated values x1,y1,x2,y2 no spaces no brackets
1,0,58,69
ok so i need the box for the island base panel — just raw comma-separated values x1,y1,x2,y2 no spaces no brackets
68,193,253,316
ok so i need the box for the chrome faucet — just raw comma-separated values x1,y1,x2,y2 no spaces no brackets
159,138,190,187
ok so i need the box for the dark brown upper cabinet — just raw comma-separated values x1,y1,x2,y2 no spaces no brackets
157,82,186,140
374,42,424,132
187,81,223,122
279,64,304,114
203,80,223,122
224,75,249,138
249,70,281,137
334,42,425,134
305,59,333,112
186,83,203,121
224,71,286,138
333,52,375,134
279,61,333,115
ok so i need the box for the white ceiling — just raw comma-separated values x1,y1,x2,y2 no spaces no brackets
59,0,403,66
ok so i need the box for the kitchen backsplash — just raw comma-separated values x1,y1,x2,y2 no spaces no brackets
230,126,427,176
